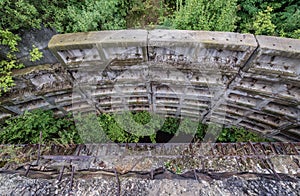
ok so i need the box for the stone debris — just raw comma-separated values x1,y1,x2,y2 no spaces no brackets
0,173,299,196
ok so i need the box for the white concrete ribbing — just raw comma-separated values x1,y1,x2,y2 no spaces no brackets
0,30,299,141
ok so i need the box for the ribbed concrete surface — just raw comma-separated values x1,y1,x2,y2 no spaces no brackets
0,30,299,141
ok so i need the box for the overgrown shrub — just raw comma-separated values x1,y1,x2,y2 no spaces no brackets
49,0,128,33
0,109,269,144
126,0,172,28
171,0,238,31
217,126,267,142
74,113,109,143
253,6,276,35
0,110,81,144
237,0,300,38
0,30,23,96
0,0,128,33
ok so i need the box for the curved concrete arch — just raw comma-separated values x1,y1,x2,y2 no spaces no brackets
1,30,299,141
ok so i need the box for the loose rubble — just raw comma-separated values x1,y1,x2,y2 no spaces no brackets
0,173,299,195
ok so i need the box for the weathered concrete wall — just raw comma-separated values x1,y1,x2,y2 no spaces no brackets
1,30,299,141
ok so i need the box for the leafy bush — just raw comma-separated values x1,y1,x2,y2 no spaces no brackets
0,0,41,31
160,117,180,134
171,0,238,31
0,109,269,144
75,112,142,143
237,0,300,38
177,118,199,135
196,123,207,140
126,0,172,28
0,0,43,96
0,110,81,144
217,126,267,142
100,112,143,143
74,113,109,143
53,0,127,33
113,111,163,142
253,6,276,35
29,45,43,62
0,0,128,33
0,30,24,96
275,3,300,38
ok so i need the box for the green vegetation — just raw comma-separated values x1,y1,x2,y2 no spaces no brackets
0,0,128,33
29,45,43,62
172,0,238,31
0,110,81,144
237,0,300,38
1,0,299,95
1,0,299,38
0,109,269,144
253,6,276,36
0,30,23,96
39,0,128,33
164,159,182,174
217,126,267,142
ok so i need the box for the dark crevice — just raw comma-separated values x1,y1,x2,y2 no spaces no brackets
241,35,260,72
139,131,196,143
146,30,150,61
226,35,260,89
